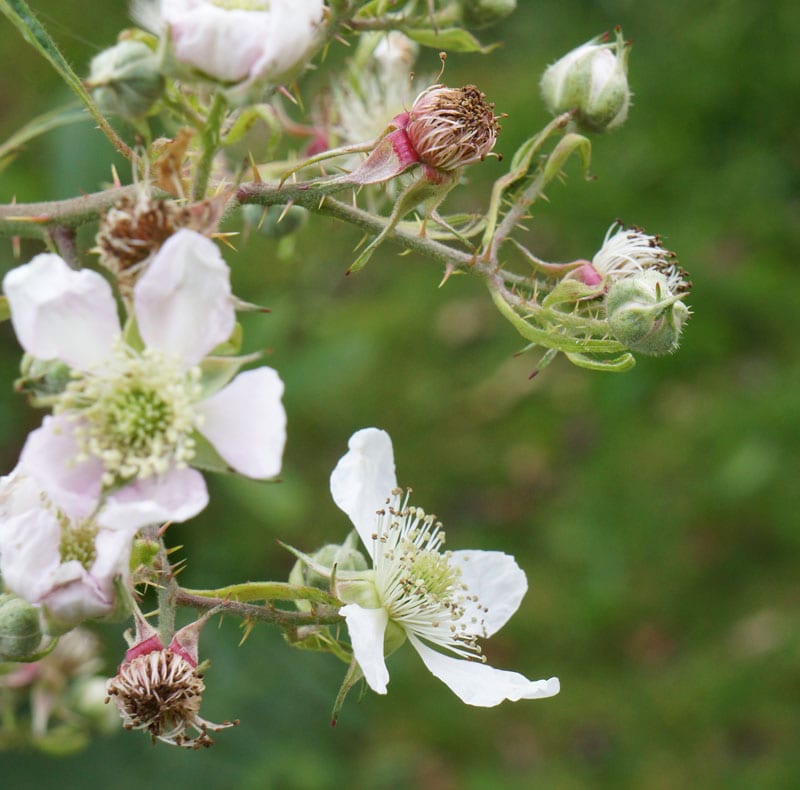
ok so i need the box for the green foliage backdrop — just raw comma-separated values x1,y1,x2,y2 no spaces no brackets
1,1,799,787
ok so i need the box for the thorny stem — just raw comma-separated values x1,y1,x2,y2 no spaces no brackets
175,589,344,628
0,181,545,290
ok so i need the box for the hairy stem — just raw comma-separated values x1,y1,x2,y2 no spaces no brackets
175,589,344,627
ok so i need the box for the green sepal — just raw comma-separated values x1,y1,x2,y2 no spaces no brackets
208,321,243,356
542,278,604,308
491,288,627,355
181,581,342,608
121,316,146,353
402,27,498,54
221,104,280,151
0,295,8,322
188,430,235,475
543,132,592,183
198,350,262,398
564,350,636,372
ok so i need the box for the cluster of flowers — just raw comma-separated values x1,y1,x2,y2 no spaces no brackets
0,214,559,744
0,0,689,752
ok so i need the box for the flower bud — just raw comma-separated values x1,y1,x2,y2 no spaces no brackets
460,0,517,28
606,271,690,355
289,538,369,593
0,593,44,661
540,28,631,133
15,355,72,399
87,40,164,120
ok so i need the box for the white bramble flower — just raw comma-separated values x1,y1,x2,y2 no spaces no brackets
2,229,286,518
150,0,325,98
0,472,161,631
327,428,560,707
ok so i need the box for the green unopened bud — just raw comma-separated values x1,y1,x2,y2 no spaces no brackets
290,538,369,590
606,271,690,355
15,355,72,400
460,0,517,28
541,28,631,133
87,40,164,120
0,593,44,661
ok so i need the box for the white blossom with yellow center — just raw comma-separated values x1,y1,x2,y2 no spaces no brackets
3,229,286,523
330,428,560,707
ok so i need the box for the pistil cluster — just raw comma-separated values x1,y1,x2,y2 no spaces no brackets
56,341,203,487
373,491,485,660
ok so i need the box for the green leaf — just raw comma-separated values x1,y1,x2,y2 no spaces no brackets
0,103,87,173
403,27,498,54
0,0,132,159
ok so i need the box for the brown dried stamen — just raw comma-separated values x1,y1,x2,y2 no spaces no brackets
106,648,237,749
406,85,502,172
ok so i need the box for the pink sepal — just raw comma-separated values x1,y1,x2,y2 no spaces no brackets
344,128,420,186
124,632,164,663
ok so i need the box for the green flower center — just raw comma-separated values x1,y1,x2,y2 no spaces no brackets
372,493,483,659
56,341,203,487
58,513,99,570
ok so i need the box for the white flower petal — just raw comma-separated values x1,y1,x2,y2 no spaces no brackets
449,550,528,638
42,564,112,626
162,0,323,88
98,467,209,530
196,367,286,479
19,415,104,518
341,603,391,694
330,428,398,555
249,0,324,86
408,635,560,707
3,253,119,369
163,0,274,83
0,500,61,603
134,229,235,366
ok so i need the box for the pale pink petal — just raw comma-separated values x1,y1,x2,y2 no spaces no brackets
0,502,62,603
195,367,286,479
99,467,209,530
163,0,273,83
133,229,235,366
249,0,324,85
3,253,119,369
19,415,104,518
409,635,560,707
330,428,398,555
340,603,391,694
449,550,528,638
41,563,111,626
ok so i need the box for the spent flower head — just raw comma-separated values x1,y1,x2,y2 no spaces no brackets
106,606,236,748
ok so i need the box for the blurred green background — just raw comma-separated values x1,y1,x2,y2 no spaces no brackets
2,0,799,787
